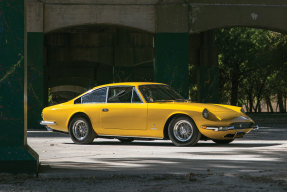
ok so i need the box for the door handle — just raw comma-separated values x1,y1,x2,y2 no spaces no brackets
102,108,109,112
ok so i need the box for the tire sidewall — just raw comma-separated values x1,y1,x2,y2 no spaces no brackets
69,116,95,144
168,116,201,146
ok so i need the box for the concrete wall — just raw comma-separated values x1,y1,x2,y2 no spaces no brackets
25,0,287,128
27,0,155,33
190,4,287,33
28,0,287,34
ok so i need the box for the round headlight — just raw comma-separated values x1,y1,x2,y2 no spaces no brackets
240,108,245,113
202,108,209,119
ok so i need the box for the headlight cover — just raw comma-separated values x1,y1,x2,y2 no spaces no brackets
202,108,209,119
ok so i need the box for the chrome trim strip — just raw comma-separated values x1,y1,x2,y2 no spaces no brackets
131,87,134,103
105,86,109,103
40,121,56,126
132,87,144,103
135,86,147,103
202,125,259,132
205,127,220,131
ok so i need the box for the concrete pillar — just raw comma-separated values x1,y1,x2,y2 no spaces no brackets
0,0,39,173
154,4,189,98
155,33,189,98
27,1,44,129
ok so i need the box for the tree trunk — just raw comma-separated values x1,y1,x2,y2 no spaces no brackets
277,92,285,113
265,96,273,113
254,76,266,112
284,95,287,112
248,90,253,112
230,66,239,106
255,98,261,112
284,94,286,112
258,101,261,112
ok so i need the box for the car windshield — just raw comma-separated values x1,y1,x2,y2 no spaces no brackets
138,84,184,103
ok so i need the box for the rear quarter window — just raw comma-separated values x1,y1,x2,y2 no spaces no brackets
75,87,107,104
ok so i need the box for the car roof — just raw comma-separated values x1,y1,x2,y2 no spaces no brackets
66,82,168,103
92,82,166,89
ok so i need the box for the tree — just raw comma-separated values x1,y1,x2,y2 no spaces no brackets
215,27,287,112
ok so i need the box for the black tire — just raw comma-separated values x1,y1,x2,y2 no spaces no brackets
118,138,134,143
69,116,96,144
168,116,201,146
212,139,234,144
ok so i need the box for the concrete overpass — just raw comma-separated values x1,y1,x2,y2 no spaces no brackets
1,0,287,173
26,0,287,129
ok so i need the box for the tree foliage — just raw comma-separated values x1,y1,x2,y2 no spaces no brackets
215,27,287,112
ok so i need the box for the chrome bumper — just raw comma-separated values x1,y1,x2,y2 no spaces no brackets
40,121,56,126
202,125,259,132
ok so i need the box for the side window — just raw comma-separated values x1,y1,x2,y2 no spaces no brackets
108,86,132,103
81,87,107,103
132,88,142,103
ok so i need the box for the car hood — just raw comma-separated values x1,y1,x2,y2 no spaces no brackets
189,103,241,113
152,102,250,121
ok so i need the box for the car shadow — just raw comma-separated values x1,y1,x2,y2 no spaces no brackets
28,131,69,138
63,141,280,148
64,141,174,147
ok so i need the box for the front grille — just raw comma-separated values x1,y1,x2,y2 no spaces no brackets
231,122,253,129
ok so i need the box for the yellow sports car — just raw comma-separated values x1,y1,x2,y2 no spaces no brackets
40,82,258,146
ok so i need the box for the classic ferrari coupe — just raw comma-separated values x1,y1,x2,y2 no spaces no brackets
41,82,258,146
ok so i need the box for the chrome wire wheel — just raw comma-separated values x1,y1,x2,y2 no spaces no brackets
72,119,89,141
69,116,96,144
173,120,194,142
168,116,201,146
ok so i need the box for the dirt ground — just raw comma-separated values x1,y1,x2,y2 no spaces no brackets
0,125,286,192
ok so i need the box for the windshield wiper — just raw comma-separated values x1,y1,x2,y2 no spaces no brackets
152,100,174,103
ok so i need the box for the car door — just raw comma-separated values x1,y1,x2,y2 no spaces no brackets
77,87,108,130
101,86,147,130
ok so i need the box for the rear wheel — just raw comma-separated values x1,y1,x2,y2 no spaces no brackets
168,116,201,146
212,139,234,144
118,138,134,143
69,116,96,144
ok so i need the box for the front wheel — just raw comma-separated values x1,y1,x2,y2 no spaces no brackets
168,116,201,147
212,139,234,144
69,116,96,144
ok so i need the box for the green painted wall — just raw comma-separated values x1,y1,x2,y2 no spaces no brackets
27,32,44,129
0,0,38,173
154,33,189,98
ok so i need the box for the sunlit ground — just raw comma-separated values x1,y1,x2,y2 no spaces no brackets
0,126,286,192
